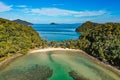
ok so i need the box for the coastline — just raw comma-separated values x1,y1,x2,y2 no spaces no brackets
78,50,120,77
0,48,120,77
29,48,80,53
0,54,23,70
29,48,120,76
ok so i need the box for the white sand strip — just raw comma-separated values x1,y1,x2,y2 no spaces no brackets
29,48,80,53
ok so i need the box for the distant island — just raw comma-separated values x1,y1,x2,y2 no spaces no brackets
12,19,33,25
50,22,58,25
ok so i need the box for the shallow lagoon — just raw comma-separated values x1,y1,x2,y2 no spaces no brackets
0,50,119,80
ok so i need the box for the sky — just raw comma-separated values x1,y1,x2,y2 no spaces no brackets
0,0,120,24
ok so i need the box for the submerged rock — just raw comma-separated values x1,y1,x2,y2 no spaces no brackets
69,71,90,80
0,65,53,80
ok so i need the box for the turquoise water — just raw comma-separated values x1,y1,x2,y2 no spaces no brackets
32,24,80,42
0,50,119,80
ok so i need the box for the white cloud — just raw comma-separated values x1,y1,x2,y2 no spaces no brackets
31,8,106,17
0,2,12,12
31,8,75,16
74,10,106,17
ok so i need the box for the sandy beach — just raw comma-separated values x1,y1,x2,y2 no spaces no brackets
0,48,80,69
29,48,80,53
0,54,23,70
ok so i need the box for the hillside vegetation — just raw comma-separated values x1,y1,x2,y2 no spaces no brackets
76,21,120,68
0,18,41,58
76,21,99,32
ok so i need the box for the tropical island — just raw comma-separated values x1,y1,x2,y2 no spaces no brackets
50,22,58,25
0,0,120,79
0,18,120,80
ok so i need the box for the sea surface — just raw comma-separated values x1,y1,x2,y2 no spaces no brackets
32,24,80,42
0,50,119,80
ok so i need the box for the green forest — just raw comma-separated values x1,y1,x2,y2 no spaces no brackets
0,18,120,69
0,18,42,59
75,21,120,68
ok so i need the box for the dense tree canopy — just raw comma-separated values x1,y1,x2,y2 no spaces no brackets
75,21,99,32
0,18,42,57
76,21,120,68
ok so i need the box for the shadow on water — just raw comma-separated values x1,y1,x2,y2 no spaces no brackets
69,71,90,80
0,64,53,80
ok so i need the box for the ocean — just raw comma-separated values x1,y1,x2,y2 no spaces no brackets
32,24,81,42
